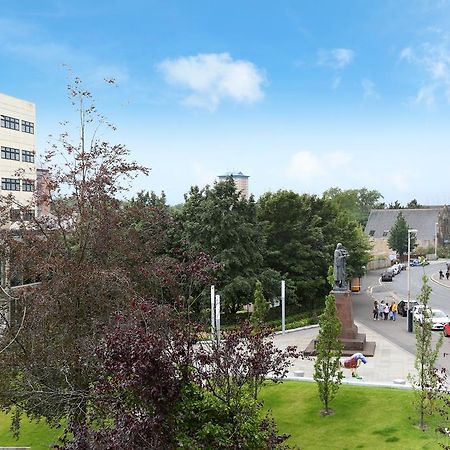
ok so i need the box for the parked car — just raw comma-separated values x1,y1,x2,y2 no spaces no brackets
410,258,430,267
413,307,450,330
399,263,407,271
444,322,450,337
381,271,393,281
392,264,401,275
397,300,421,317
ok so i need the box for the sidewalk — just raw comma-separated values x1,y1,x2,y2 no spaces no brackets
273,321,415,389
430,271,450,289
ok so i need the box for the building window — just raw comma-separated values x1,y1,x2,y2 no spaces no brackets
382,230,389,237
369,230,375,237
1,115,20,131
22,179,35,192
1,178,21,191
21,120,34,134
9,209,21,221
1,146,20,161
22,150,35,163
23,210,35,221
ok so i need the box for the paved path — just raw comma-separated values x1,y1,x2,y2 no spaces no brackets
274,321,415,388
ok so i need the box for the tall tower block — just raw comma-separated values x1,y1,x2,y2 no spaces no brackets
218,171,249,200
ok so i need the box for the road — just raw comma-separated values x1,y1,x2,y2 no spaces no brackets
353,260,450,369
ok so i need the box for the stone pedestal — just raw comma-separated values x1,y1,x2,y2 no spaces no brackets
304,289,376,357
333,289,376,356
333,290,358,339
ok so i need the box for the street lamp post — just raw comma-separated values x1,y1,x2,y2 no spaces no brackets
435,222,439,259
281,280,286,335
407,229,418,332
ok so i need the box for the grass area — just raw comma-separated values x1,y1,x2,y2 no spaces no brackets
0,412,62,449
2,382,446,449
261,381,448,450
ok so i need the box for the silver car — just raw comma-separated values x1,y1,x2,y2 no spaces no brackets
413,307,450,330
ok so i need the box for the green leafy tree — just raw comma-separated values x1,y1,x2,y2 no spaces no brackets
257,191,329,309
323,187,384,226
408,275,443,430
258,191,371,310
407,198,423,209
178,179,264,314
313,290,343,416
388,200,403,209
387,212,416,261
252,280,269,325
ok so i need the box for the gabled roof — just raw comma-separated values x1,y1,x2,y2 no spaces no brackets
365,208,441,240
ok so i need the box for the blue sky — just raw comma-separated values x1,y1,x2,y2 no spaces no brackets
2,0,450,205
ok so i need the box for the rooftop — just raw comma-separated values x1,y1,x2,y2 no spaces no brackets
218,171,249,178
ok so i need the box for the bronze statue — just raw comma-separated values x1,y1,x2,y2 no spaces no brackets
333,243,349,290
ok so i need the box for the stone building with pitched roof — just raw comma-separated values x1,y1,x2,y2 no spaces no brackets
365,206,450,256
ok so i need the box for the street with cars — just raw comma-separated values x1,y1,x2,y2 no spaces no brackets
353,260,450,369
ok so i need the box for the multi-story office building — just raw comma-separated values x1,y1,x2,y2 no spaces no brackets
0,93,37,219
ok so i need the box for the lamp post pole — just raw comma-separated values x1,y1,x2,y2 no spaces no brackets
407,229,417,332
210,285,215,340
281,280,286,335
435,222,438,259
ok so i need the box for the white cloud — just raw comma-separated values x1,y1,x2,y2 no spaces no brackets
318,48,355,69
399,47,414,62
415,85,436,106
361,78,379,99
400,37,450,105
157,52,265,111
285,150,350,181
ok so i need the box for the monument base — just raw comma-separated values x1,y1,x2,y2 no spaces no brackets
304,289,376,357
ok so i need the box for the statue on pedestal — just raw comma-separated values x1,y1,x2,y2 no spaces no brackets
333,243,349,291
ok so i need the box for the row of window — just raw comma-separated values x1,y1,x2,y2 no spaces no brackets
1,178,35,192
1,146,35,163
10,208,35,221
368,230,389,237
0,115,34,134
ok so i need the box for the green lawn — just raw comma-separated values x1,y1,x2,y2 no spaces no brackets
0,412,62,449
261,381,448,450
1,383,447,449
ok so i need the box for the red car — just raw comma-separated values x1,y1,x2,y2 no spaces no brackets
444,322,450,337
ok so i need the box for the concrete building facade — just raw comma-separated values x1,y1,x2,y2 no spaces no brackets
218,171,249,199
0,93,37,219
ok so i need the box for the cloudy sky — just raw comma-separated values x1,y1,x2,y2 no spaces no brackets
2,0,450,205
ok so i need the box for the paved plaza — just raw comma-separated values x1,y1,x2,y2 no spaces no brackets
274,263,450,389
274,321,416,388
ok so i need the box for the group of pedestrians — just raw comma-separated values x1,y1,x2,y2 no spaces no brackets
439,269,450,280
373,300,397,321
439,262,450,280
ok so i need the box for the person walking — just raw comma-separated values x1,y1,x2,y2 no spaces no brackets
391,301,398,321
373,300,379,320
446,271,450,280
439,270,444,279
384,302,389,320
379,301,385,321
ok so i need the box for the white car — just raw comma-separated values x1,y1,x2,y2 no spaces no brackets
413,307,450,330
